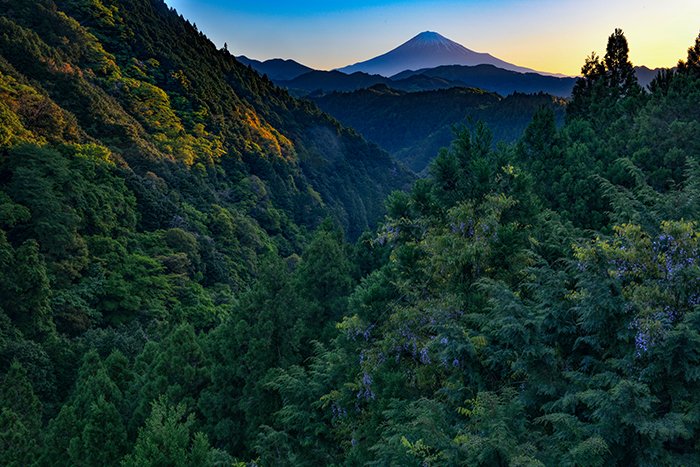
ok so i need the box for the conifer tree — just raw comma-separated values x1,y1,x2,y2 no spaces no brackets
41,351,125,466
604,28,640,98
129,324,208,435
0,408,38,467
41,405,80,467
68,396,128,466
6,240,53,338
568,52,605,119
122,397,215,467
568,29,640,120
294,223,354,341
0,360,42,435
678,31,700,74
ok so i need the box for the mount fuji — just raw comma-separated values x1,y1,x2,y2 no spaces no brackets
338,31,550,77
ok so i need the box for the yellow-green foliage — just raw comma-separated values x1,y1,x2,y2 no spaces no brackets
243,110,296,161
121,77,184,135
119,77,224,165
67,0,120,28
0,73,44,145
0,71,84,144
0,99,33,147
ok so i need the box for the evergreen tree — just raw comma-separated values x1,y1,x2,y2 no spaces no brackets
0,359,42,435
104,350,134,398
568,52,606,119
68,395,128,466
41,351,125,466
71,351,123,412
518,106,558,161
648,68,676,95
5,240,54,338
678,31,700,75
294,223,354,343
129,324,209,435
0,408,38,467
122,397,216,467
41,405,80,467
568,28,640,121
604,28,640,98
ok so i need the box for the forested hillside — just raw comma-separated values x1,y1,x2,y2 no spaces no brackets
1,0,700,464
0,0,410,240
313,86,566,172
0,0,409,462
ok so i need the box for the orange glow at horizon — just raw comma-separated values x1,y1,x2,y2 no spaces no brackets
166,0,700,76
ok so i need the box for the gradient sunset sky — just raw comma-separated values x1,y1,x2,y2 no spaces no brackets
164,0,700,76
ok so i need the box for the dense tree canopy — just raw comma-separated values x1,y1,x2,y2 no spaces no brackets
0,0,698,464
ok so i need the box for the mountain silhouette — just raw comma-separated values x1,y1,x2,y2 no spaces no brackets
236,56,313,81
338,31,545,77
392,64,576,97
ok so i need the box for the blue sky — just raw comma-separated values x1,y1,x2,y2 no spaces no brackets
173,0,428,15
164,0,700,75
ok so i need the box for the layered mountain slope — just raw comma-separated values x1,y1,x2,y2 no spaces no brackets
278,70,393,95
280,64,575,97
276,62,666,99
393,64,577,97
338,31,544,77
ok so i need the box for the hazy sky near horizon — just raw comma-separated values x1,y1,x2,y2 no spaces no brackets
164,0,699,75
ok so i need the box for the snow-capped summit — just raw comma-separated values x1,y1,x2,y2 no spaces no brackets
338,31,541,77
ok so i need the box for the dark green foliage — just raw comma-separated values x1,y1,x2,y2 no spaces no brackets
1,4,699,465
313,86,566,172
0,361,42,465
68,395,128,466
129,324,209,435
678,31,700,75
122,396,222,467
0,0,408,460
236,29,700,465
3,240,53,338
604,28,640,98
568,29,642,123
0,408,38,467
0,360,42,434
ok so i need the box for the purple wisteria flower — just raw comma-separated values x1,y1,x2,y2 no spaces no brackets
357,372,376,401
689,294,700,307
419,347,430,364
450,219,475,237
331,403,347,419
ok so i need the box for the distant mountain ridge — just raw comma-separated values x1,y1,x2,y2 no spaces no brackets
236,55,313,81
278,64,577,98
278,70,392,95
337,31,552,77
276,64,666,99
634,65,675,89
392,64,577,97
239,31,668,98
